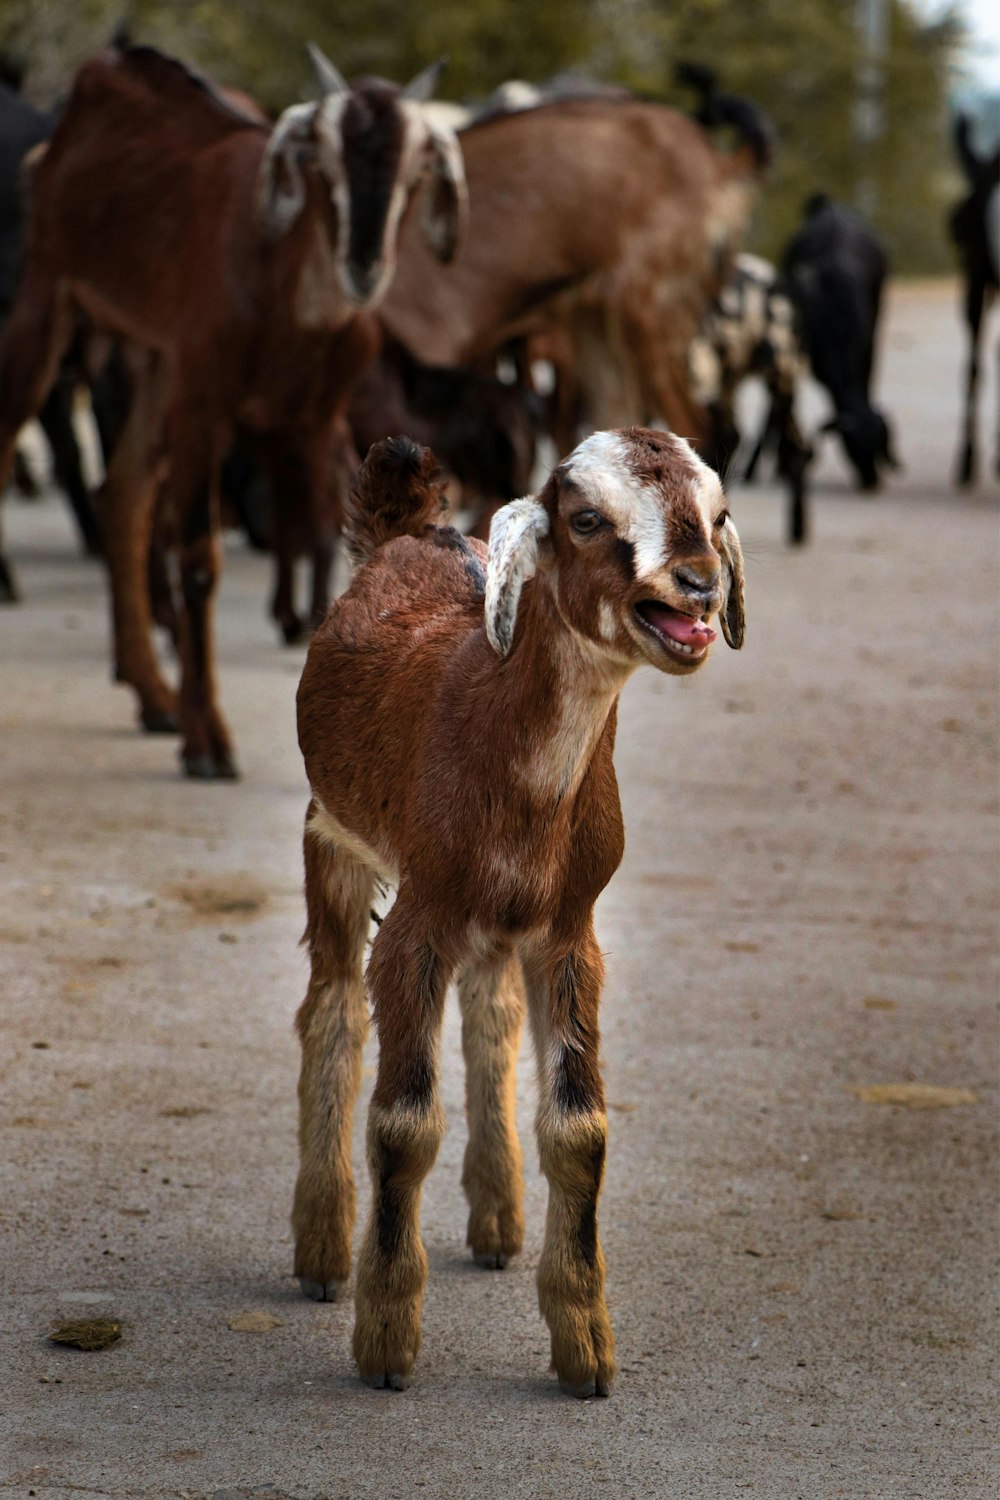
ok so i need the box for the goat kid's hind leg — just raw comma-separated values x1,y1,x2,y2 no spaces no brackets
353,894,449,1389
458,953,525,1269
526,929,616,1399
293,807,375,1301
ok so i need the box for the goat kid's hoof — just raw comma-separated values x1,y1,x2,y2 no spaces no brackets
473,1250,510,1269
140,706,180,734
298,1277,345,1303
558,1374,612,1400
360,1369,412,1392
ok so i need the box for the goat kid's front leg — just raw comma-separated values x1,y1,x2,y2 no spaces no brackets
526,929,616,1399
353,896,449,1389
458,954,526,1269
293,808,375,1301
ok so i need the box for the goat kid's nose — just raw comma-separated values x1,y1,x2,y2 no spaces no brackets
673,562,721,599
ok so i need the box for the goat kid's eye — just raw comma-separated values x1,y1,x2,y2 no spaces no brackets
714,510,730,529
570,510,604,536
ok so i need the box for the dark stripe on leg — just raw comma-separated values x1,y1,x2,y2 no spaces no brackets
576,1137,606,1266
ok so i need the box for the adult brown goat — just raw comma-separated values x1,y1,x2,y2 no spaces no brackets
0,42,465,777
294,427,745,1396
380,89,768,452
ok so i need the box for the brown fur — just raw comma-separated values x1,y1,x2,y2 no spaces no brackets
381,100,763,446
0,45,461,777
292,428,745,1396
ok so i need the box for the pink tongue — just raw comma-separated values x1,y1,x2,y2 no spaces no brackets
644,604,716,648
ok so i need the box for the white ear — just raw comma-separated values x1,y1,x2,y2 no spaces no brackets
485,498,549,656
420,123,467,262
718,516,746,649
258,103,317,235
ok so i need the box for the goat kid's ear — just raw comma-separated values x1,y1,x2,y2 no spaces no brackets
718,518,746,649
258,103,318,235
485,498,550,657
421,124,467,263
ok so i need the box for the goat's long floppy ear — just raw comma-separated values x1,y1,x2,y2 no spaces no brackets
258,103,318,235
485,498,550,657
421,123,467,263
718,517,746,649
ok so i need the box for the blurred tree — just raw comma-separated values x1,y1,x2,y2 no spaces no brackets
0,0,963,271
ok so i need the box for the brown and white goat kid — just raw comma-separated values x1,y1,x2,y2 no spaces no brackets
294,426,745,1396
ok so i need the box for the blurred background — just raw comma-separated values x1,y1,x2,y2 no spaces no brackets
0,0,996,274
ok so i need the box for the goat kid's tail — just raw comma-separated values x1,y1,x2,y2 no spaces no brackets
345,437,448,566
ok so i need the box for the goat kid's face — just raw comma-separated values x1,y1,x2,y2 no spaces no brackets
258,63,466,307
486,428,745,673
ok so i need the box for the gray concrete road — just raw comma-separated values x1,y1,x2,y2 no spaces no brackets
1,282,997,1500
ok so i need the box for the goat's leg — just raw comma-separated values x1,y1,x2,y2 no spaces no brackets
40,377,103,557
97,356,178,732
353,895,449,1389
993,294,999,482
169,414,236,778
458,953,526,1269
0,273,76,601
293,805,375,1300
773,389,813,547
956,276,984,487
524,927,616,1399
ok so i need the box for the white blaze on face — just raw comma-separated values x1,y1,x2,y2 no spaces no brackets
315,94,350,224
362,102,445,305
563,430,722,582
314,95,440,307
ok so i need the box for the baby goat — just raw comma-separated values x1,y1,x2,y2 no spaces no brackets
294,427,745,1396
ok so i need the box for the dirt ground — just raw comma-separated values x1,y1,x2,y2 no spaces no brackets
1,281,997,1500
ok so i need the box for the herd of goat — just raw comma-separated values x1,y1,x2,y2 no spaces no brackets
0,40,992,780
1,40,995,1399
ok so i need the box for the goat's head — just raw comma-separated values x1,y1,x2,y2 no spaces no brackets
824,404,900,490
486,427,745,671
258,47,466,307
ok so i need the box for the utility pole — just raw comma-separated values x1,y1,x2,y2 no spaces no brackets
855,0,889,219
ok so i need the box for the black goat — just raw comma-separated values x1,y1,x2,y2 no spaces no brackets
949,109,999,487
783,194,898,490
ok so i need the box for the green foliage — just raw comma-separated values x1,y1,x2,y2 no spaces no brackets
0,0,964,273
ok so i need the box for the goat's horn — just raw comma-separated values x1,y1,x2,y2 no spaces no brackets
307,42,349,98
402,57,447,103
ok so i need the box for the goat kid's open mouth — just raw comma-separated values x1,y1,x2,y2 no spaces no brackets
634,600,717,660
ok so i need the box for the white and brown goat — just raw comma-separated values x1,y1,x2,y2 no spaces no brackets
293,427,745,1396
0,42,465,777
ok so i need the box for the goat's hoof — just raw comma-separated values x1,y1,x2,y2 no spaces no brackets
473,1250,510,1269
360,1369,411,1392
299,1277,344,1303
558,1374,612,1400
182,751,240,781
140,706,180,734
212,750,240,781
279,617,305,646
